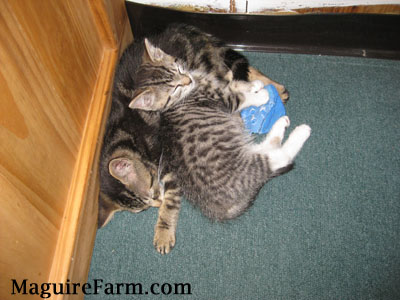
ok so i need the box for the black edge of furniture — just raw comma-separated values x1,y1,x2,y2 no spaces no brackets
126,1,400,60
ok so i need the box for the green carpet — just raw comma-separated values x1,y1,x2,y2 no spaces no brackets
87,53,400,299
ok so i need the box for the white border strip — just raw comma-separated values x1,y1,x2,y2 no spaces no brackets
126,0,230,11
127,0,400,13
247,0,399,11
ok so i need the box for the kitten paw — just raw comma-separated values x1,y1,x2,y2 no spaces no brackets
276,115,290,128
272,83,289,103
280,88,290,103
292,124,311,142
250,80,265,93
284,124,311,155
149,199,162,207
153,229,176,254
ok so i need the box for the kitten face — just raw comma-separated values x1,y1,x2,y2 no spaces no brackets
129,39,194,111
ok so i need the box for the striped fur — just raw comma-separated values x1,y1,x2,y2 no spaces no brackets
98,24,299,254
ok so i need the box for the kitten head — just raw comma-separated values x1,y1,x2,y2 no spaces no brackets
98,151,161,228
128,38,193,111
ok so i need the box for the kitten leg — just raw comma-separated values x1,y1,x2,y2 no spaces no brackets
280,124,311,161
248,66,289,103
251,116,290,153
268,124,311,172
153,173,181,254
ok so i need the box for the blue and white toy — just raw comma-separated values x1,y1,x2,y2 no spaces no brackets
240,84,286,134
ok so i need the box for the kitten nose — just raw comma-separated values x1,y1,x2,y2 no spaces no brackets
181,75,192,86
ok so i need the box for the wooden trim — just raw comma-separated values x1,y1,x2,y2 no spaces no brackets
48,1,129,296
118,13,135,55
89,0,118,48
48,47,118,293
61,16,133,298
126,2,400,60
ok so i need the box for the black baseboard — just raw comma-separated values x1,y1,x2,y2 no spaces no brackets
126,2,400,60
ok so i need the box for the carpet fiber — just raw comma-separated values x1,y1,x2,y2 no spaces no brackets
87,53,400,299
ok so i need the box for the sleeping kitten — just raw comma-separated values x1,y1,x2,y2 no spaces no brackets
120,23,289,109
129,38,271,113
98,94,162,227
99,24,303,255
123,44,311,254
99,23,287,227
98,47,162,227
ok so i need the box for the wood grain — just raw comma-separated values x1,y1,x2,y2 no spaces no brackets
0,0,126,299
48,49,118,298
49,1,129,298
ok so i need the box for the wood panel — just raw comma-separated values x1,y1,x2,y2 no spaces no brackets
49,51,117,299
0,0,124,299
50,1,130,298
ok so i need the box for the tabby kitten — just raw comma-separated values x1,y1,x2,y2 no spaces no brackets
129,39,271,113
125,41,311,254
99,24,304,255
122,23,289,110
98,47,163,228
99,23,287,228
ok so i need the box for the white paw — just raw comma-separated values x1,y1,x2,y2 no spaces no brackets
291,124,311,142
255,88,269,101
239,82,269,109
250,80,265,93
276,116,290,128
278,124,311,162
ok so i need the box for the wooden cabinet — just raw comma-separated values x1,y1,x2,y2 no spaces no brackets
0,1,131,299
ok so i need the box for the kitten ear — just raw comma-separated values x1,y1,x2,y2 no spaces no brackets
144,38,165,62
129,89,155,110
109,158,137,185
108,157,152,198
98,193,120,228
